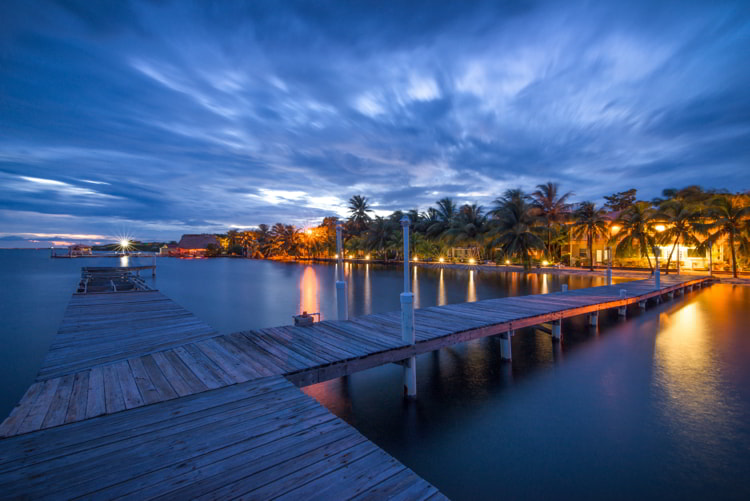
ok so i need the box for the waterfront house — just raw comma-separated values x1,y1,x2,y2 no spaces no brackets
159,243,179,256
177,234,219,257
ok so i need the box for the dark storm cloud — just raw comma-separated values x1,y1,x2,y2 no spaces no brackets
1,0,749,244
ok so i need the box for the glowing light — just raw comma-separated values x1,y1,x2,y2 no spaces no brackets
365,255,371,260
334,253,339,259
349,255,354,259
438,257,445,263
305,229,312,235
655,224,666,232
120,239,130,248
413,256,419,262
505,260,510,264
542,260,549,266
468,258,476,264
611,225,621,234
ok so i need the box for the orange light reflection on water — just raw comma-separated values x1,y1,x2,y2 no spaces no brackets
467,270,477,302
299,266,320,319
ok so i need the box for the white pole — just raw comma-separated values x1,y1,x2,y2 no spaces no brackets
653,246,661,290
606,246,613,286
401,216,410,293
400,216,416,397
708,242,713,277
152,255,156,277
335,221,348,321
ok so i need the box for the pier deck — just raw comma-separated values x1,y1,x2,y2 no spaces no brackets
0,271,710,498
0,376,441,500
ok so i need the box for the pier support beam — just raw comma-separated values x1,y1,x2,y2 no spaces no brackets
667,291,674,299
588,312,599,327
687,285,693,292
562,284,568,293
336,281,348,321
551,320,562,342
638,300,646,309
500,330,513,361
402,355,416,398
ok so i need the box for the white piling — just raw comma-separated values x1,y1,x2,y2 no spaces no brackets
551,320,562,342
606,246,613,286
618,289,627,316
336,281,348,321
400,216,416,398
588,311,599,327
562,284,568,293
500,330,513,361
653,246,661,290
638,300,646,309
335,222,348,321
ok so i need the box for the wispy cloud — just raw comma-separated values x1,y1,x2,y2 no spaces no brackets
0,0,747,245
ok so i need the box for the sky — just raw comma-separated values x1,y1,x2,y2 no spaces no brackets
1,0,749,247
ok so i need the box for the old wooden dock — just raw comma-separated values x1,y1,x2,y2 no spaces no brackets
0,269,711,499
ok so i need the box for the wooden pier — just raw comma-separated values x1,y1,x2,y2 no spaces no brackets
0,271,711,499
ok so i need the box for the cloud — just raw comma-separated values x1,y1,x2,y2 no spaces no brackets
0,0,748,245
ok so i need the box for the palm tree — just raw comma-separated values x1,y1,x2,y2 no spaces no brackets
531,182,573,260
655,200,701,274
254,224,273,257
700,195,750,278
571,201,609,271
364,216,396,260
348,195,373,234
270,223,301,257
426,198,458,238
443,203,488,258
488,190,543,268
610,201,657,272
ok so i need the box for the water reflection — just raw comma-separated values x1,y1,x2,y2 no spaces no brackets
300,266,320,318
438,269,446,306
653,301,734,466
467,270,477,302
364,264,371,315
413,266,420,309
541,274,549,294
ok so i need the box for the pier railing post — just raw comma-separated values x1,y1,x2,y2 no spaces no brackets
606,246,612,286
336,222,348,321
400,216,416,398
653,246,661,290
562,284,568,293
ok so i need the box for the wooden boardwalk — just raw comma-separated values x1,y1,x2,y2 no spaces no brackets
0,271,710,498
0,376,442,500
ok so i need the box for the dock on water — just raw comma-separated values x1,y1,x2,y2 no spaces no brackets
0,268,711,499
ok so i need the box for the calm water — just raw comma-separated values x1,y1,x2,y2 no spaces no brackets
1,250,749,499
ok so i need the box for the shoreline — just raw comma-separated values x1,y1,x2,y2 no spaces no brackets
293,256,750,285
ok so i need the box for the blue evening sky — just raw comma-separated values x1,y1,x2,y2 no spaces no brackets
1,0,749,246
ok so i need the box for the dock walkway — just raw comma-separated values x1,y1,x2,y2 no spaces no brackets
0,271,710,498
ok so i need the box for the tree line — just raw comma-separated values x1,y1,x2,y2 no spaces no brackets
218,184,750,278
